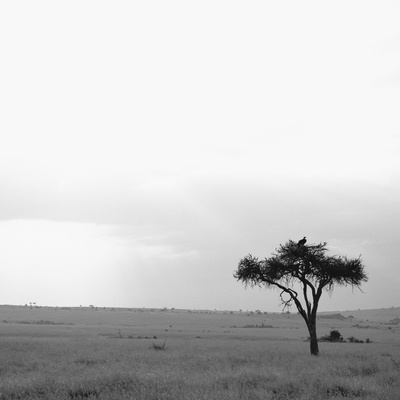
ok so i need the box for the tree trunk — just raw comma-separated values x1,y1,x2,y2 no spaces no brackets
308,319,319,356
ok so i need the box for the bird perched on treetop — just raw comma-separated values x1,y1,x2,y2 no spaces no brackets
298,236,307,246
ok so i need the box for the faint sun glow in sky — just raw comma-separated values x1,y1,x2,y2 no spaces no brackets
1,1,400,311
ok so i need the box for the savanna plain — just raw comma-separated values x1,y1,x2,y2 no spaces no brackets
0,305,399,399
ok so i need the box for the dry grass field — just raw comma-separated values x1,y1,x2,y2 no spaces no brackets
0,305,399,399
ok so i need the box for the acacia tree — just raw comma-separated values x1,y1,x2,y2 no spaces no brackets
234,240,367,356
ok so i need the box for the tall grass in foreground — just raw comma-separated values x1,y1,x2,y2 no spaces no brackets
0,337,399,399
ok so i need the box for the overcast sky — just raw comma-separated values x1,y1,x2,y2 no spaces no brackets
1,1,399,312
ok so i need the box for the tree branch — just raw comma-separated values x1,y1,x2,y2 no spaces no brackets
279,290,292,310
302,280,311,317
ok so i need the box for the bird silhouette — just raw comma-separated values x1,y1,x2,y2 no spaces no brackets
298,236,307,246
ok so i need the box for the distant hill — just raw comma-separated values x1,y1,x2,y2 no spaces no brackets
1,304,400,323
318,307,400,323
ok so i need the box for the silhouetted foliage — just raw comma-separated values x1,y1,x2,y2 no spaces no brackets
234,239,367,356
347,336,365,343
320,330,344,342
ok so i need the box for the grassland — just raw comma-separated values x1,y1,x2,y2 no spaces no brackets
0,305,399,399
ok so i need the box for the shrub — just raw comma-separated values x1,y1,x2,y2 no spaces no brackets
320,330,344,342
152,340,167,351
347,336,364,343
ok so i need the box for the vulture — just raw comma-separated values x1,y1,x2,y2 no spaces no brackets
298,236,307,246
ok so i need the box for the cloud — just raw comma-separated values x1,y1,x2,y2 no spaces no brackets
0,220,127,306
